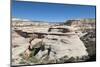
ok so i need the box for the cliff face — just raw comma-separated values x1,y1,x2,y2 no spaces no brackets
64,19,95,25
63,19,95,32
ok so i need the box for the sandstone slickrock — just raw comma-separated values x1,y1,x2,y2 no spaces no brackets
12,18,95,65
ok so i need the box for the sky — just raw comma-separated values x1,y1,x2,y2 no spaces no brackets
12,0,96,22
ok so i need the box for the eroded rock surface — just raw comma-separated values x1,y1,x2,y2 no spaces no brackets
13,26,89,65
12,19,95,65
